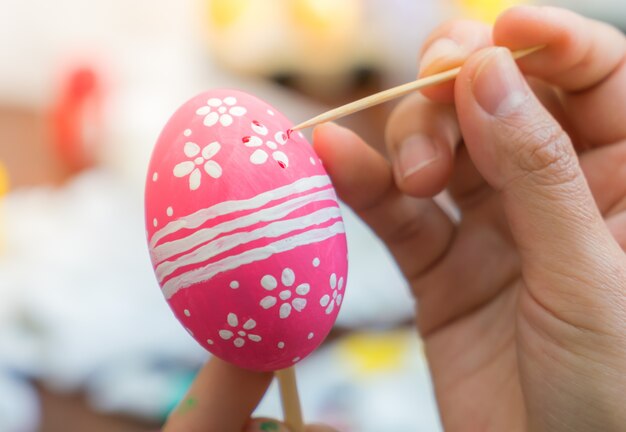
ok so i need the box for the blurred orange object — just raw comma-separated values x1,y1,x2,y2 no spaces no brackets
49,66,103,172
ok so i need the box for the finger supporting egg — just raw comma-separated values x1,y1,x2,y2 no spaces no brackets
145,89,348,371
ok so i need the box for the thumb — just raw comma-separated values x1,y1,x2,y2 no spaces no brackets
455,48,624,311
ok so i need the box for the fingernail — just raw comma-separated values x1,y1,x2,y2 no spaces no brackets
420,38,465,75
246,419,291,432
396,133,439,179
472,48,529,116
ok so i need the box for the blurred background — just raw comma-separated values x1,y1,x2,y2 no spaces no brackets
0,0,624,431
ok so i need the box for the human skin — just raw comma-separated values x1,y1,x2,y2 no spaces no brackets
163,6,626,432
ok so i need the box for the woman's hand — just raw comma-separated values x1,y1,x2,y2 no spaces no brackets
163,6,626,431
314,6,626,431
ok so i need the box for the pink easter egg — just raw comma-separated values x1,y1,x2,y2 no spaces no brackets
145,89,348,371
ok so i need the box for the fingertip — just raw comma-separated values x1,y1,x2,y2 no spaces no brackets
494,3,535,23
312,123,359,184
418,37,466,103
454,47,499,99
164,358,274,432
493,5,558,47
492,5,587,74
313,122,393,211
494,4,578,33
392,132,453,197
311,122,345,164
417,19,492,103
385,96,458,198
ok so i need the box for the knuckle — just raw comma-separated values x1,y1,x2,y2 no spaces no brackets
507,119,580,187
383,211,426,245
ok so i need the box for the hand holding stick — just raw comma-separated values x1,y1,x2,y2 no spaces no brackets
291,46,543,131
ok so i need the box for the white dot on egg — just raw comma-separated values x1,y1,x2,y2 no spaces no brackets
184,309,191,317
261,275,278,291
298,132,304,139
278,342,285,349
229,280,239,289
267,109,274,116
166,207,173,217
207,339,214,345
152,172,158,182
153,218,158,227
309,157,316,165
312,258,320,267
184,129,192,137
308,332,314,340
293,357,301,363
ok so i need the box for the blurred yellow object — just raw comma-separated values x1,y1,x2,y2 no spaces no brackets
457,0,529,22
337,331,417,377
0,161,8,254
0,162,8,197
209,0,250,29
205,0,364,82
292,0,348,31
291,0,360,72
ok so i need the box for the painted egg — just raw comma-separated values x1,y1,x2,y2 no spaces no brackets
145,89,348,371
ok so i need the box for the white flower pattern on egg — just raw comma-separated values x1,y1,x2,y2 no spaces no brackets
243,121,289,168
259,268,309,319
218,313,262,348
196,97,246,127
319,273,344,314
173,141,223,191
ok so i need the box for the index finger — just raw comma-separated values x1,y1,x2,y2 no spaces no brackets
495,6,626,145
418,19,492,102
163,357,273,432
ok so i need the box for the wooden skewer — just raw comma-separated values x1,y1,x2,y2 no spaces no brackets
291,45,544,131
276,367,304,432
